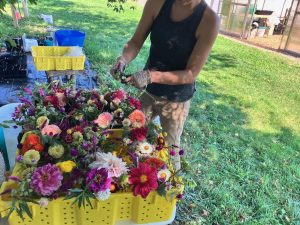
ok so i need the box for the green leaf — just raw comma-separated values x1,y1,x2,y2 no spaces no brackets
157,184,167,197
20,202,32,219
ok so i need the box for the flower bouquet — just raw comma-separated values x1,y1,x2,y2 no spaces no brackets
0,83,185,225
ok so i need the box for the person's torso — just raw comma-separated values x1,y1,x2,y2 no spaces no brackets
146,0,207,102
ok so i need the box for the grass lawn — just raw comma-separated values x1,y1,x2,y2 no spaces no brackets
1,0,300,224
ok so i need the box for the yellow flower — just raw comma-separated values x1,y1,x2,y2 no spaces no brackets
23,150,40,165
74,113,84,120
48,145,64,159
67,129,73,135
153,148,169,162
36,116,49,129
72,131,83,143
57,161,76,173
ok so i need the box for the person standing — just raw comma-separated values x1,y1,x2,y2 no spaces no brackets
111,0,219,170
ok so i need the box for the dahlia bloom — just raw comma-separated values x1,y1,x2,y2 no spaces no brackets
86,168,112,193
22,133,44,155
129,163,158,198
42,124,62,136
56,161,76,173
129,110,146,128
30,164,63,196
94,112,113,128
130,127,148,142
90,152,128,178
128,96,141,110
144,157,165,169
23,150,40,165
122,118,131,127
112,89,127,102
48,144,65,159
55,92,67,107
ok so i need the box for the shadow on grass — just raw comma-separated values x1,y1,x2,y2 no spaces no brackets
203,51,238,71
175,80,300,224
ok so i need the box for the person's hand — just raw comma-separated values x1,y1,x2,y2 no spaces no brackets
126,70,151,89
110,56,128,80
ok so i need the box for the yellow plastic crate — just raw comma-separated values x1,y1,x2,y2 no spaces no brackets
31,46,85,71
0,179,176,225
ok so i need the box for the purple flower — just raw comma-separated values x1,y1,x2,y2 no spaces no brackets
176,194,183,199
82,142,90,150
19,97,33,106
16,155,23,161
170,150,176,156
39,88,45,97
30,164,63,196
71,148,78,157
17,143,23,149
86,168,111,193
27,107,36,116
24,87,32,95
162,164,167,170
179,149,185,156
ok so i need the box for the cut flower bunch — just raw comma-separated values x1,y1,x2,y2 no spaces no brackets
1,83,185,220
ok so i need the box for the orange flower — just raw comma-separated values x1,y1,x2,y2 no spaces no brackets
144,158,165,169
128,110,146,128
22,134,44,155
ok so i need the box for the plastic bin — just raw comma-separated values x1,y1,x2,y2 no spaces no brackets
55,30,85,47
31,46,85,71
0,162,177,225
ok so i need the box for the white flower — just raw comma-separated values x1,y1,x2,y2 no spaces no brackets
95,189,111,201
157,169,171,182
136,142,154,156
122,118,131,127
38,198,49,208
123,138,132,145
90,152,128,178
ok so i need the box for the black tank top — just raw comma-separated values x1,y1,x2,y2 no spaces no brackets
145,0,207,102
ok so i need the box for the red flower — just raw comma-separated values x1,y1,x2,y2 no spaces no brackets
22,133,44,155
129,163,158,198
128,96,141,110
144,158,165,169
130,127,148,142
112,89,127,102
43,95,59,108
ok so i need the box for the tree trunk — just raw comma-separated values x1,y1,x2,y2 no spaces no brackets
10,4,19,28
22,0,29,17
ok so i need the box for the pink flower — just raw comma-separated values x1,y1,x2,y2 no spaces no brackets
55,92,67,107
94,112,113,128
42,124,62,136
129,110,146,128
129,163,158,198
112,89,127,102
30,164,63,196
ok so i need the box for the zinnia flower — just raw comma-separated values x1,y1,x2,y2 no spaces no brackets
128,110,146,128
22,133,44,155
129,163,158,198
136,142,154,156
90,152,128,178
23,150,40,165
30,164,63,196
86,168,112,193
157,169,171,182
42,124,62,136
95,189,111,201
48,144,64,159
130,127,148,142
122,118,131,127
94,112,113,128
128,96,141,110
57,161,76,173
72,131,83,143
36,116,49,129
112,89,127,102
144,157,165,169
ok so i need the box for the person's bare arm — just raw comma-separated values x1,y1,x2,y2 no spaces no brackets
149,7,220,85
121,0,162,64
